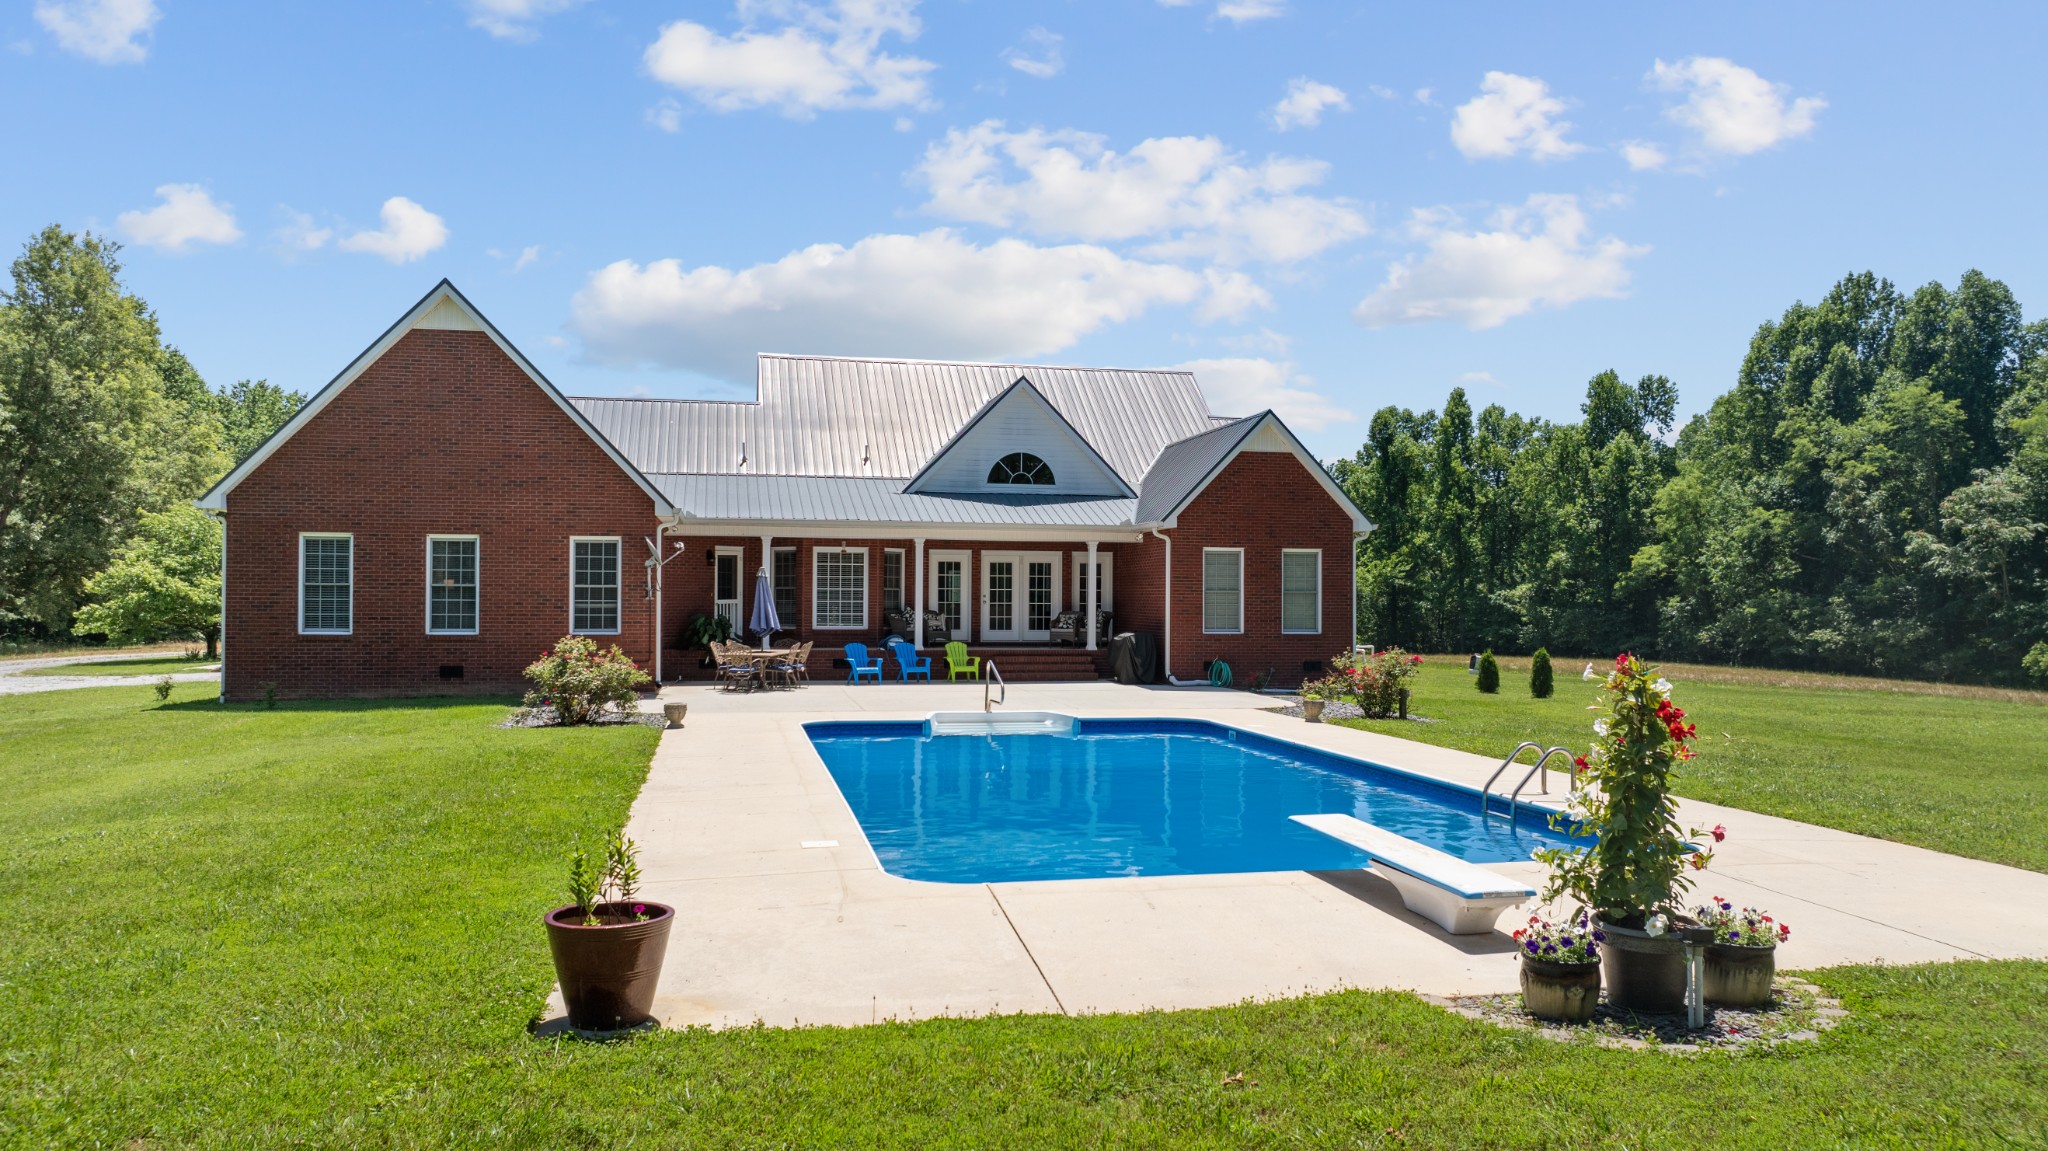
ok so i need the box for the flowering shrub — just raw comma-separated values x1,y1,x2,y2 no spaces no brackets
1535,653,1717,925
1319,647,1423,717
1695,897,1790,948
1513,911,1604,965
524,635,651,725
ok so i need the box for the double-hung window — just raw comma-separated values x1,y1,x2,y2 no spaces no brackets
300,534,353,635
570,538,621,634
427,536,480,634
1281,549,1321,634
813,548,867,630
1201,548,1243,634
881,549,905,615
772,547,799,625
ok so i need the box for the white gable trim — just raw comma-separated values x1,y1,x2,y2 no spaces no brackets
1151,411,1372,533
903,377,1138,498
196,280,674,515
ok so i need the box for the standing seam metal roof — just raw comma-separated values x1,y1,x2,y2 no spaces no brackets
1132,413,1265,524
652,475,1140,527
571,355,1217,484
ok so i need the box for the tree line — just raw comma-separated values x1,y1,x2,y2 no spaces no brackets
0,226,304,654
1333,269,2048,685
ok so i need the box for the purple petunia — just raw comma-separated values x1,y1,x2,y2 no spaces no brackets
1592,930,1606,942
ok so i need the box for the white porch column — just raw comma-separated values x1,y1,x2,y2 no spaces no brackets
913,537,926,648
1085,540,1100,650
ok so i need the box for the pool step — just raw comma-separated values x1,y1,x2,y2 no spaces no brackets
925,711,1078,737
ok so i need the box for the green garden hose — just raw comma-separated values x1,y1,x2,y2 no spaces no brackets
1208,661,1232,687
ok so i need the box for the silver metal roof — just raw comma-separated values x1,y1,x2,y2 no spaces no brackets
654,474,1139,528
572,355,1216,484
1133,414,1264,525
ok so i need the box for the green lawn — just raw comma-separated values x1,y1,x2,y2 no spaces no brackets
17,655,219,677
1334,657,2048,874
2,684,2044,1148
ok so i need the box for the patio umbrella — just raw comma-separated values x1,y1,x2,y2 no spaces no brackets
748,568,782,649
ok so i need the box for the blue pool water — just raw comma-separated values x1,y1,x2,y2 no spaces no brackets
806,718,1582,884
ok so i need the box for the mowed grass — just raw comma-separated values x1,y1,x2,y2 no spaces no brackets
1335,656,2048,873
18,655,219,677
2,686,2046,1148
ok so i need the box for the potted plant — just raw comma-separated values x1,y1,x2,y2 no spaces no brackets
1534,654,1718,1014
1513,912,1604,1022
1695,897,1789,1008
544,834,674,1033
1299,674,1344,721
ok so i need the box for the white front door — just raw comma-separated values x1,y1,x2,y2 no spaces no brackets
929,550,969,641
982,552,1059,642
713,549,744,635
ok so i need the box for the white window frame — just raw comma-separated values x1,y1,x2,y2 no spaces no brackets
771,545,800,626
812,546,869,631
298,532,354,636
425,535,481,636
569,536,622,636
1280,548,1322,635
1070,551,1115,611
1201,547,1244,635
882,547,906,615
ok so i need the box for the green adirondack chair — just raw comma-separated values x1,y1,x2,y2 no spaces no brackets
944,641,981,681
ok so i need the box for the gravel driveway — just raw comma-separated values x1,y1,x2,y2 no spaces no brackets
0,652,221,696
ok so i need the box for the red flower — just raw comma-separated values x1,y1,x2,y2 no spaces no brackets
1571,755,1589,774
1711,824,1727,842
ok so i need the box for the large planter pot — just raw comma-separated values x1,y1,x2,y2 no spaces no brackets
1703,943,1776,1008
662,701,688,728
545,901,674,1032
1302,698,1326,722
1519,957,1601,1022
1594,917,1699,1014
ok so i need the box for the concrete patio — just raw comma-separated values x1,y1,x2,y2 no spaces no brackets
560,680,2048,1031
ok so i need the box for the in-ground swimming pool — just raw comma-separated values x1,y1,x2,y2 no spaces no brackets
805,717,1582,884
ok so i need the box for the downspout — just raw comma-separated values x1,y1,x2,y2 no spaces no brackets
214,511,226,703
1151,526,1196,686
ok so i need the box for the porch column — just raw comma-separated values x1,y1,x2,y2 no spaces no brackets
913,537,926,648
1085,540,1100,650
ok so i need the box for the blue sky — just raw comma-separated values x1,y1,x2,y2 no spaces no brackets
5,1,2044,458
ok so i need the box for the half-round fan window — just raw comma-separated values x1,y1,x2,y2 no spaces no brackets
987,452,1055,486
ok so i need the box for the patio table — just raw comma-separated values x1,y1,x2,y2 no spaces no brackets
740,648,793,691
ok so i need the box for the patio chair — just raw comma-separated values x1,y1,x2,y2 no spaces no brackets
944,641,981,681
889,640,931,682
769,640,812,688
713,642,757,692
843,642,883,684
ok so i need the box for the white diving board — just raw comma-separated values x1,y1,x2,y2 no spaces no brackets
1290,813,1535,935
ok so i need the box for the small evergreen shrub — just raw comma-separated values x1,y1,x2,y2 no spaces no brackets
1476,650,1500,694
1530,648,1554,698
524,635,652,725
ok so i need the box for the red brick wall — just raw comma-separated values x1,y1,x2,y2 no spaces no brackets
1160,450,1356,687
222,328,662,700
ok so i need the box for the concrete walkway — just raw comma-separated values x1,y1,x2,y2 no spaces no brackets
580,680,2048,1031
0,652,220,695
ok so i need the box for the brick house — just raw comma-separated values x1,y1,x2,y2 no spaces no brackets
199,281,1371,700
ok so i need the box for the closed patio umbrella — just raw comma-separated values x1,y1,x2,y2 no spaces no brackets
749,568,782,648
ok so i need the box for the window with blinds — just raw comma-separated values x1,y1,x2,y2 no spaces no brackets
1202,548,1242,633
300,535,352,634
813,549,867,629
1281,549,1320,633
773,547,799,624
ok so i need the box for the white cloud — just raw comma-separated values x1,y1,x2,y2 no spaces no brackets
1175,358,1351,430
916,121,1368,264
646,97,684,132
1459,370,1502,388
1650,56,1824,155
643,0,935,117
276,210,333,254
115,185,241,252
1271,77,1349,131
1354,193,1647,329
513,244,542,272
1216,0,1284,21
34,0,157,64
337,197,449,264
1450,71,1584,161
1620,141,1668,171
1002,27,1062,79
569,229,1250,381
465,0,586,40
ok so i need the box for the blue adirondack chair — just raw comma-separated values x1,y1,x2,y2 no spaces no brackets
843,642,883,684
890,640,932,682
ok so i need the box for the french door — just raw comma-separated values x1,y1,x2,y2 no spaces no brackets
713,549,744,634
981,552,1058,642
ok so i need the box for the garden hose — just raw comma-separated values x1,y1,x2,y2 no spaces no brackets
1208,661,1233,687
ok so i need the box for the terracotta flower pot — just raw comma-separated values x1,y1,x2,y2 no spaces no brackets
545,901,674,1032
662,702,688,728
1302,698,1326,722
1703,943,1776,1008
1594,917,1700,1014
1519,956,1601,1022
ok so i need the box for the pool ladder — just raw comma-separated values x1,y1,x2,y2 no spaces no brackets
1480,742,1574,822
983,660,1006,712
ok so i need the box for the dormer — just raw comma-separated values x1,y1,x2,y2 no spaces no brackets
904,377,1135,497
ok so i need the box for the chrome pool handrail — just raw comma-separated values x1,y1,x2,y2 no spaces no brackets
1481,742,1541,818
984,661,1005,712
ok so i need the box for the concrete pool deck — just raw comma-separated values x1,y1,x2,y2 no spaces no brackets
571,680,2048,1031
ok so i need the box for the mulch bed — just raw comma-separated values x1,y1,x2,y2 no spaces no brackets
498,706,668,730
1425,977,1847,1053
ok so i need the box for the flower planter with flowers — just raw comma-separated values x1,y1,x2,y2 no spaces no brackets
1535,654,1720,1015
1696,897,1789,1007
1514,912,1604,1022
1310,647,1423,719
544,833,673,1033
